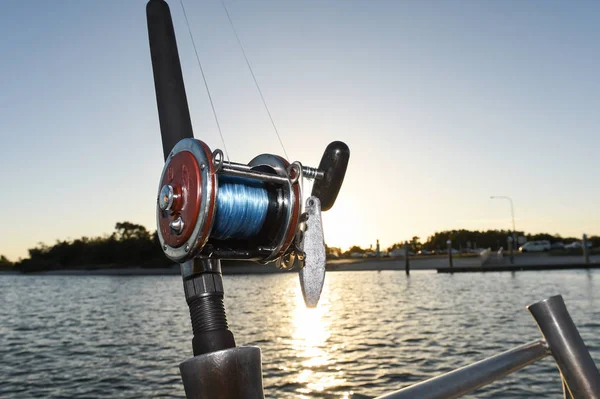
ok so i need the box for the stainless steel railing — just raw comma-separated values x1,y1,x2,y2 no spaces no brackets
375,295,600,399
376,341,548,399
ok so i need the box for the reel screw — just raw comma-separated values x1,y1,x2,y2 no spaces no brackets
185,244,190,252
200,162,206,171
288,163,324,181
302,165,324,180
159,185,174,211
163,244,168,250
169,216,185,234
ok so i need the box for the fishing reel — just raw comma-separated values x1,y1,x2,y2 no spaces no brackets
156,138,349,305
147,0,349,394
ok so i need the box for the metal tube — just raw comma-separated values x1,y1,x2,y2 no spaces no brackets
375,341,548,399
528,295,600,398
180,346,264,399
147,0,195,160
221,161,324,180
222,161,254,170
220,165,290,184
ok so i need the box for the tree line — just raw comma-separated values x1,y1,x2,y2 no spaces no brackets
3,222,169,273
1,225,598,271
402,229,599,253
333,229,599,256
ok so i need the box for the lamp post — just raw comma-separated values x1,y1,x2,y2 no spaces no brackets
491,196,516,263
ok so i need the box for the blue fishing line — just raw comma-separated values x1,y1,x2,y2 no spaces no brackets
213,176,269,240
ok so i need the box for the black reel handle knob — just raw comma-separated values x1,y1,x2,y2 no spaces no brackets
311,141,350,212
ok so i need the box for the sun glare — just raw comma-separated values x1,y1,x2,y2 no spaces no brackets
322,198,359,251
291,280,348,396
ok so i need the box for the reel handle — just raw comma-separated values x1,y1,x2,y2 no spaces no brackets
311,141,350,212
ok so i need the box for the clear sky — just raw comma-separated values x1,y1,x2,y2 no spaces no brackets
1,0,599,260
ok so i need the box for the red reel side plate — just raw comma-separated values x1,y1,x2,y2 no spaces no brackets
157,139,216,262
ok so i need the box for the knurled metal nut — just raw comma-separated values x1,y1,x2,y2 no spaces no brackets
183,274,225,301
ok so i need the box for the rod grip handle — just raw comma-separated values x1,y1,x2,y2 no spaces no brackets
147,0,195,160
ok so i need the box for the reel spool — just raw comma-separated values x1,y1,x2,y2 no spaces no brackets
156,138,349,274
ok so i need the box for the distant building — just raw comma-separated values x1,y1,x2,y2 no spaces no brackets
389,248,405,258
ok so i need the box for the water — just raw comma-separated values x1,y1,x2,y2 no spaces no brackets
1,270,599,398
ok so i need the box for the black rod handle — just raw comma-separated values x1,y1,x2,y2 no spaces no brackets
147,0,194,160
311,141,350,212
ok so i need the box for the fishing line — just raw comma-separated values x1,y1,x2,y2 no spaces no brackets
212,176,269,240
179,0,231,161
219,0,290,160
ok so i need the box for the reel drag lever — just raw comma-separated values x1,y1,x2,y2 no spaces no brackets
295,142,349,307
298,196,327,308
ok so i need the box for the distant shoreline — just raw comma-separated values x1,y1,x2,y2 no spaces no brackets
7,253,595,276
0,258,441,276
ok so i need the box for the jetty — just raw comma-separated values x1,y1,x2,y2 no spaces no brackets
437,252,599,273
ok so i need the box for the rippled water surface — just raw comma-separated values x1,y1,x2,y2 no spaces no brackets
1,270,599,398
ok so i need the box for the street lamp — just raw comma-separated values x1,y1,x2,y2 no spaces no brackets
490,196,516,234
491,196,517,262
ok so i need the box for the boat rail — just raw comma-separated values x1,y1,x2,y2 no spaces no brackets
375,295,600,399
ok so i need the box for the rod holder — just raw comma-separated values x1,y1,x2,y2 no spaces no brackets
528,295,600,398
180,346,264,399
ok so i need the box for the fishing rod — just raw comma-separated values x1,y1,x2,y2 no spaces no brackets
146,0,349,397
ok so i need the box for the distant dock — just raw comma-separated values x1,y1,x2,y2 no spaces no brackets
437,263,600,273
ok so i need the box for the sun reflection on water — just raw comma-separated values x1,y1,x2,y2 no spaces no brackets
291,279,349,397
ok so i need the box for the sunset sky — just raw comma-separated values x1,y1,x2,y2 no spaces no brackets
1,0,599,260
